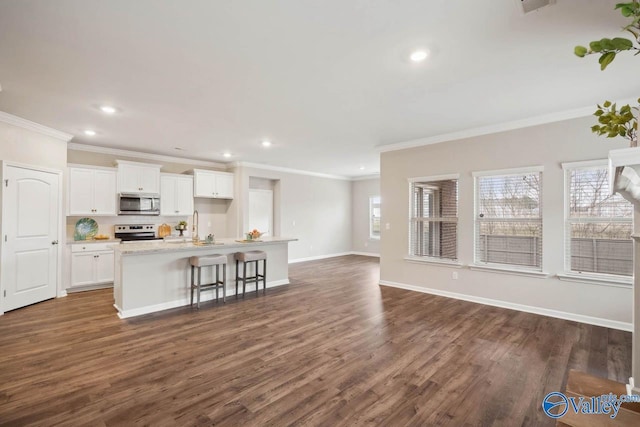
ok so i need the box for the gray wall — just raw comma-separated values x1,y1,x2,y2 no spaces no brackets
380,115,632,325
351,178,380,255
235,166,352,261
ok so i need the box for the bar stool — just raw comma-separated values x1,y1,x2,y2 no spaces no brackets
235,250,267,298
190,254,227,309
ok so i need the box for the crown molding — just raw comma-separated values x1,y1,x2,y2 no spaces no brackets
377,98,639,153
352,174,380,181
233,161,352,181
67,143,228,169
0,111,73,142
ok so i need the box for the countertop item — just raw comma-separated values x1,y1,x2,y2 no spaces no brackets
114,237,297,255
74,218,99,241
158,223,172,238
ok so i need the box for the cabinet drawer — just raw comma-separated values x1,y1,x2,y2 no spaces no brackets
71,243,115,252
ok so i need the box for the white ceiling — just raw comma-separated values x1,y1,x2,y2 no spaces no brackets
0,0,638,177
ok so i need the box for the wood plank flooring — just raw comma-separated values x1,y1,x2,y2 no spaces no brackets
0,255,631,426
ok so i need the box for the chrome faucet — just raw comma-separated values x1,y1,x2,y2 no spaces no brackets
192,209,199,242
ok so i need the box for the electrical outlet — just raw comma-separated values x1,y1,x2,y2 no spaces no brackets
385,223,390,230
452,271,458,280
292,220,296,227
207,221,211,227
364,242,368,247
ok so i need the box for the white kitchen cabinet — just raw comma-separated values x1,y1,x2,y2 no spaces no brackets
192,169,234,199
68,166,117,216
116,160,161,194
160,174,194,216
70,243,115,288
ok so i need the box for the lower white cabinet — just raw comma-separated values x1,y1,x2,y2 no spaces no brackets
70,244,115,288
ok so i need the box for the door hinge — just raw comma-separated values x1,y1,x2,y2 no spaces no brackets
3,290,6,297
4,235,6,242
4,179,8,187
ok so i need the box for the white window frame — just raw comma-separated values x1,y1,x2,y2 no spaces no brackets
472,166,545,275
560,159,633,286
369,196,381,240
406,174,460,265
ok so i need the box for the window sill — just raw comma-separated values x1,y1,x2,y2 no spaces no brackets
469,264,551,278
557,273,632,288
404,256,463,268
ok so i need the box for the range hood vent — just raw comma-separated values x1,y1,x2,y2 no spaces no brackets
518,0,556,14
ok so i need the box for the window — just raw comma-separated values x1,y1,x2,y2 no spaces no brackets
369,196,381,239
409,175,458,261
564,161,633,278
474,167,543,270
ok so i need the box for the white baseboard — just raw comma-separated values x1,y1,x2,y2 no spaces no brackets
289,251,379,263
289,252,352,264
379,279,633,332
116,279,290,319
66,283,113,293
350,251,380,258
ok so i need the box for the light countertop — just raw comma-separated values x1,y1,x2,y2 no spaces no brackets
68,238,121,245
114,237,298,255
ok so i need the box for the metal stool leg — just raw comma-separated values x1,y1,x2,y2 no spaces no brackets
242,261,247,298
255,260,259,296
263,258,267,294
235,259,239,299
222,263,226,303
215,265,220,302
196,266,202,309
190,265,195,306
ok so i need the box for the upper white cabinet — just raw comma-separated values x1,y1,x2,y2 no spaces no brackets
68,166,117,216
193,169,234,199
116,160,161,194
160,174,194,216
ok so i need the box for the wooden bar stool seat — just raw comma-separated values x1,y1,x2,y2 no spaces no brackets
235,250,267,298
190,254,227,308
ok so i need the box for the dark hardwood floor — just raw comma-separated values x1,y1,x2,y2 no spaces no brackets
0,255,631,426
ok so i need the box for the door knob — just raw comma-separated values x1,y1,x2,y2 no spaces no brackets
51,240,59,245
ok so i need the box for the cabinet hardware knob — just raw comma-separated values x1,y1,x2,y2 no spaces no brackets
52,240,59,245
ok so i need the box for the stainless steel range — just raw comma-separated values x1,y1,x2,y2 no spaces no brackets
114,224,162,242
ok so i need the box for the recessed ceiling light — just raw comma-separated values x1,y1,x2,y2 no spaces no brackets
100,105,117,114
410,49,429,63
223,152,232,158
359,166,365,170
84,130,96,136
261,140,272,147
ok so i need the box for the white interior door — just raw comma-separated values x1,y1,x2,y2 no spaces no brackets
2,165,60,312
249,189,273,236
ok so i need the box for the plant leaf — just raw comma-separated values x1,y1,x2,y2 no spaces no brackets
599,51,616,70
590,41,603,52
574,45,588,57
612,37,634,49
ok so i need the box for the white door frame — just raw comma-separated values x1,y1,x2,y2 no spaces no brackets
0,161,64,316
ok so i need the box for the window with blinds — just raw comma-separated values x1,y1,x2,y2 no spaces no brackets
409,177,458,261
565,163,632,277
369,196,381,239
474,168,543,270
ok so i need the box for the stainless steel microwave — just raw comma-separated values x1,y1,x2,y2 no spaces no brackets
118,193,160,215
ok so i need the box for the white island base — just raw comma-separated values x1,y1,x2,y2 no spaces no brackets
113,237,297,318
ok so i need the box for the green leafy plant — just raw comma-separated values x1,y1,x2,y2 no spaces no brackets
574,2,639,147
574,2,640,70
591,100,639,147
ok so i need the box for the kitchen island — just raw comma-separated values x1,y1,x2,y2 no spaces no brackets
112,237,297,318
